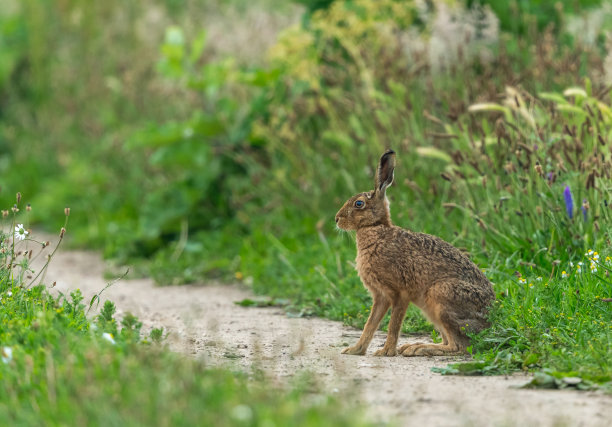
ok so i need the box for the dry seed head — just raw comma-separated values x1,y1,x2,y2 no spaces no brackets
64,207,70,217
16,192,21,204
11,204,19,213
504,162,516,174
26,204,31,212
574,139,584,154
598,135,606,146
451,150,464,165
557,161,568,173
440,172,452,182
60,227,66,238
586,104,595,117
586,171,595,190
534,162,544,177
495,118,506,138
2,210,8,218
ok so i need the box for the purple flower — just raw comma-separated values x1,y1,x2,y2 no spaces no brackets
564,185,574,219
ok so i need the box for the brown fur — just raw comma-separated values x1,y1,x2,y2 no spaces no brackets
335,150,494,357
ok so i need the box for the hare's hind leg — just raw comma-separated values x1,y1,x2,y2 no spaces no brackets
400,316,468,356
397,326,449,354
400,285,473,356
342,291,390,355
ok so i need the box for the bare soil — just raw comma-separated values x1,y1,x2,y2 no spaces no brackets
44,244,611,427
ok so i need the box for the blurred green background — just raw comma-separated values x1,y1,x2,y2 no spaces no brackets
2,0,612,363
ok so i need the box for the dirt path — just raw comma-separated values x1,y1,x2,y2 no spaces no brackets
44,244,611,426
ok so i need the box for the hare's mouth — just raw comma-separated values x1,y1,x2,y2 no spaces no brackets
335,217,348,230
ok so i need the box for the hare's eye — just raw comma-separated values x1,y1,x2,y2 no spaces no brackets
354,200,365,208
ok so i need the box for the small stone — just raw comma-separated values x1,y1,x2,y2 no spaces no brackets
562,377,582,385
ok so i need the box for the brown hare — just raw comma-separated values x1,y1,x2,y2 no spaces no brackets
335,150,494,357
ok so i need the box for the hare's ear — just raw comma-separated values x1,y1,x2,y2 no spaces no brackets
374,149,396,196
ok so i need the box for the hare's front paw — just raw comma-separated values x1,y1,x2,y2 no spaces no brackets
341,345,366,355
373,346,397,357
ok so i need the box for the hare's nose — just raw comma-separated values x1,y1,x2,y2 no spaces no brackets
335,216,340,224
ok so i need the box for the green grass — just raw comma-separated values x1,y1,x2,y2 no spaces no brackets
472,252,612,381
0,226,370,425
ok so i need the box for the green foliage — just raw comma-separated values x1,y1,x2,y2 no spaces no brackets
293,0,335,13
149,327,165,343
120,26,251,257
438,85,612,269
1,345,369,425
467,0,603,35
0,0,219,248
0,227,370,425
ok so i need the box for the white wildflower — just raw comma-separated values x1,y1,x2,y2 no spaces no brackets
14,224,28,241
182,127,194,138
1,347,12,364
231,405,253,423
102,333,116,345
